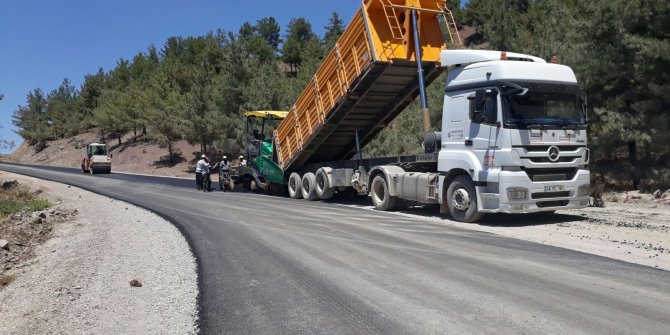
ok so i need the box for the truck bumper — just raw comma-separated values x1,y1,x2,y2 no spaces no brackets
477,169,590,214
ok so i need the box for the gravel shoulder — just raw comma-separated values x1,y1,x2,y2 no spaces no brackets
0,171,198,334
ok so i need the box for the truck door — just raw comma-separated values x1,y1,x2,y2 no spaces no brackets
469,89,502,169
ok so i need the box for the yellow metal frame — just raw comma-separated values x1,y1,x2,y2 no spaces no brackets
275,0,460,169
244,111,288,119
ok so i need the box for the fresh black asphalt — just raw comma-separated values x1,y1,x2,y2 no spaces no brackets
1,163,669,334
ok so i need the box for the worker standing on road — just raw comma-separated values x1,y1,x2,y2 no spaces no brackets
195,154,206,190
201,156,218,192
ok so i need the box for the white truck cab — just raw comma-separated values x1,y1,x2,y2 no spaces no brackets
437,50,590,219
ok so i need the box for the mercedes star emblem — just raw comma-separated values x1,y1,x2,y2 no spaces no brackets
547,146,560,162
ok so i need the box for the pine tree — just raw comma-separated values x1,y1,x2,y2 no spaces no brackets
323,12,344,50
46,78,78,139
256,17,281,51
12,89,51,146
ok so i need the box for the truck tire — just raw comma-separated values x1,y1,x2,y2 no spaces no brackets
288,172,303,199
447,175,484,223
315,169,335,200
370,175,398,211
301,172,319,201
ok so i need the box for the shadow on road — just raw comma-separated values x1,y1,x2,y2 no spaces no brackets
196,184,589,228
333,197,588,227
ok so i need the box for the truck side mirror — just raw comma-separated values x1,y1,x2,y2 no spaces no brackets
474,89,486,114
473,111,487,123
469,89,487,121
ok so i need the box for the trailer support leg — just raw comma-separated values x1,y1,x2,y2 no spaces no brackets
355,127,363,164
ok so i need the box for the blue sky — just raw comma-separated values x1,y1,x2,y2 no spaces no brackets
0,0,366,153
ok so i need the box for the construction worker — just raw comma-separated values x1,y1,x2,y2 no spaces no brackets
201,156,218,192
219,155,231,191
239,155,247,166
220,155,230,172
195,154,206,190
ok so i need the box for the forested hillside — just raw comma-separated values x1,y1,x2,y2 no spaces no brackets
10,0,670,189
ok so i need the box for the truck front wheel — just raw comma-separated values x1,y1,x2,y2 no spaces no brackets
371,175,398,211
447,176,483,223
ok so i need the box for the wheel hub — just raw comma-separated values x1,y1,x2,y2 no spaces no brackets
452,188,471,211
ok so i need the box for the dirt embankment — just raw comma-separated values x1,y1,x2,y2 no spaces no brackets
5,131,202,178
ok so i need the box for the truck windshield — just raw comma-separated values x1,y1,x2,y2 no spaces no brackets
502,85,586,129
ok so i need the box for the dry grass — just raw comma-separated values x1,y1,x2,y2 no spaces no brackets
0,181,52,218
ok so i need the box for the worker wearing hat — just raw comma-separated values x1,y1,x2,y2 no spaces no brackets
200,155,215,192
220,155,230,172
195,154,206,190
219,155,231,191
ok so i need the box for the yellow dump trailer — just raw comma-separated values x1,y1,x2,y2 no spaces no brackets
275,0,460,170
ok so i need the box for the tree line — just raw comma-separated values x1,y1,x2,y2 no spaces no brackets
11,13,345,159
11,0,669,187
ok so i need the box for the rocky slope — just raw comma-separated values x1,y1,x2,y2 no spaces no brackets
5,131,203,178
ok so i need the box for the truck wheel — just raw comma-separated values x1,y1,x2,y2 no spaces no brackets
447,176,484,223
301,173,319,201
315,169,335,200
288,172,303,199
370,175,398,211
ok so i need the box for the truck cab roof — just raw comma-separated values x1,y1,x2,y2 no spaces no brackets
441,50,578,90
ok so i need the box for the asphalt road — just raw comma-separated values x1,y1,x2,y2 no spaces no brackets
2,163,670,334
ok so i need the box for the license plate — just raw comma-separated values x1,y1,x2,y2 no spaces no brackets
544,185,564,192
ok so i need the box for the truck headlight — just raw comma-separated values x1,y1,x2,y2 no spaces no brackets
507,187,528,200
577,184,590,197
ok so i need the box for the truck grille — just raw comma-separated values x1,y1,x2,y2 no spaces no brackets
523,168,577,182
516,145,584,152
528,157,578,163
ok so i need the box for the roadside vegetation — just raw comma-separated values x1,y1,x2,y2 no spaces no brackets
1,179,55,288
0,181,52,219
7,0,669,190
